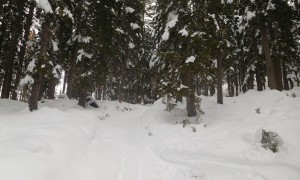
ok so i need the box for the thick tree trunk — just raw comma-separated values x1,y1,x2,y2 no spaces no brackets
183,69,196,117
282,60,289,90
47,78,56,99
256,62,264,91
78,91,87,108
216,48,223,104
274,59,283,91
29,13,52,111
261,29,278,90
29,72,43,111
12,2,34,100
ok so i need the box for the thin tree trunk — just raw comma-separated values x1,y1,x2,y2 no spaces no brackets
210,84,215,96
67,2,83,99
216,48,223,104
234,64,239,96
256,62,264,91
12,2,34,100
261,28,277,90
282,60,289,90
62,69,67,93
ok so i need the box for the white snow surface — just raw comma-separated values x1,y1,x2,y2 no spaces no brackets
125,7,135,14
186,56,196,63
0,88,300,180
35,0,53,13
162,11,179,41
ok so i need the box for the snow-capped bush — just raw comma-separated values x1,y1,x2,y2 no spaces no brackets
261,129,282,153
86,95,99,108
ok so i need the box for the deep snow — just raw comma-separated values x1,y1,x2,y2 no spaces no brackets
0,88,299,180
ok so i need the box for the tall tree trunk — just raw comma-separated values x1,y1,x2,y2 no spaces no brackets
66,2,83,99
12,2,34,100
29,13,52,111
216,48,223,104
183,69,196,117
282,60,289,90
261,28,277,90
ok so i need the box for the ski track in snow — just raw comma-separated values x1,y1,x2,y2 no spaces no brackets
0,88,300,180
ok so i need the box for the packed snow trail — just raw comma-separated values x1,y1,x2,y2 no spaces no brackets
0,88,300,180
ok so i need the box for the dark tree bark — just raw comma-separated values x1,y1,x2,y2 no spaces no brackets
29,13,52,111
256,62,264,91
261,29,278,90
12,2,34,100
216,48,223,104
210,84,215,96
282,60,289,90
183,69,196,117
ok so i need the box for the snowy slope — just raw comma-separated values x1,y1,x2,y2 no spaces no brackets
0,88,299,180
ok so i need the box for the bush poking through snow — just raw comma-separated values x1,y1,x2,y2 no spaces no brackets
86,96,99,108
191,126,196,132
162,94,176,112
291,92,297,98
255,108,261,114
261,129,282,153
195,96,204,123
181,119,191,128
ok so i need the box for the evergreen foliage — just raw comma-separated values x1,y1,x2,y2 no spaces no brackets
0,0,299,118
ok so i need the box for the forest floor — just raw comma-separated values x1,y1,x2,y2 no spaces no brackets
0,87,300,180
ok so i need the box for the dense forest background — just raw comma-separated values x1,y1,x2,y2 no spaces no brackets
0,0,299,115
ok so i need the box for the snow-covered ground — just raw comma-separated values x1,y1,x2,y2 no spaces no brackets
0,88,299,180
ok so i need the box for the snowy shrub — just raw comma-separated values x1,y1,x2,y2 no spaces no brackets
181,119,191,128
255,108,261,114
195,96,204,123
291,92,296,98
261,129,282,153
86,95,99,108
99,113,110,120
191,126,196,132
162,93,176,112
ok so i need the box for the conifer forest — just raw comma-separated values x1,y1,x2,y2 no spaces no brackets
0,0,299,114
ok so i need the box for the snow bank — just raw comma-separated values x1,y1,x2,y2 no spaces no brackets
0,87,300,180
